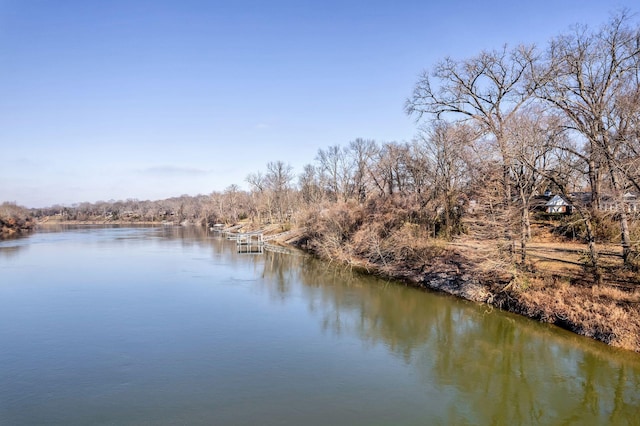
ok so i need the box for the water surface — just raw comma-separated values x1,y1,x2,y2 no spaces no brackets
1,226,638,425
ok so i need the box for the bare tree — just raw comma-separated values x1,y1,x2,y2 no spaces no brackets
506,109,560,264
613,87,640,192
316,145,354,202
298,164,324,205
418,121,473,238
265,161,294,223
246,171,267,223
346,138,378,203
534,11,640,267
406,44,539,258
369,142,411,196
223,184,241,222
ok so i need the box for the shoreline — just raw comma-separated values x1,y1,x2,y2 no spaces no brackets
37,219,170,226
294,238,640,353
0,220,36,239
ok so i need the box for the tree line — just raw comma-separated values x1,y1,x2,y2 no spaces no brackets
403,10,640,274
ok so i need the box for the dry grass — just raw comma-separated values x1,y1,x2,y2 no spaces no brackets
451,230,640,351
512,276,640,351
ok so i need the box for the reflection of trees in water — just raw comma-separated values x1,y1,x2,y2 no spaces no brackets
18,226,636,423
255,248,640,424
158,225,212,244
159,227,640,423
261,251,298,297
423,304,638,424
0,244,27,259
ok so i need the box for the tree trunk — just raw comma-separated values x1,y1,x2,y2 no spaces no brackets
587,158,600,210
516,184,531,266
502,163,515,262
608,162,634,268
618,196,633,268
581,210,601,284
521,208,528,266
621,214,632,263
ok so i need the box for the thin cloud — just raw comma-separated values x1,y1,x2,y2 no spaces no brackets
137,166,211,177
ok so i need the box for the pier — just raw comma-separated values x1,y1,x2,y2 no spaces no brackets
235,231,264,254
213,224,305,255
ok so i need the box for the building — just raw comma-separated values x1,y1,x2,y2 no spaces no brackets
545,195,572,214
601,192,639,213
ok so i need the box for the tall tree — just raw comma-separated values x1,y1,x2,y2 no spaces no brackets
246,171,267,223
406,44,539,258
298,164,319,204
346,138,378,203
316,145,353,202
505,109,560,264
265,161,294,223
534,11,640,267
419,121,473,238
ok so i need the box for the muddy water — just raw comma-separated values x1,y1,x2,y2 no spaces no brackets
1,226,638,425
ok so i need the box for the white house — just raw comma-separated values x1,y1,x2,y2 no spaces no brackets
545,195,572,214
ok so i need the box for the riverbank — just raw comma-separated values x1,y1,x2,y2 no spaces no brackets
295,234,640,352
0,203,35,238
291,202,640,353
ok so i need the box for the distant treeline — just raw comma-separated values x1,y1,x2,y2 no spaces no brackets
32,194,216,225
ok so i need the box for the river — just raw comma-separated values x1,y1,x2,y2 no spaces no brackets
1,226,638,425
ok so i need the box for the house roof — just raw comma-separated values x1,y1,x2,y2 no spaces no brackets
545,194,571,207
600,192,638,202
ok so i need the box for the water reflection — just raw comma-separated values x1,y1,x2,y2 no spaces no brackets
0,231,32,258
251,234,640,424
149,225,640,425
5,225,638,424
0,244,28,259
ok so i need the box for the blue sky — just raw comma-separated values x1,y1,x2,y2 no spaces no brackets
0,0,636,207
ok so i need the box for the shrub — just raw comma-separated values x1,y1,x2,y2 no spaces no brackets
302,197,445,267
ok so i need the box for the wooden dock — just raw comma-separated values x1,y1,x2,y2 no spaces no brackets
213,224,305,255
263,243,293,254
212,224,244,235
237,240,264,254
263,230,294,241
232,231,264,254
